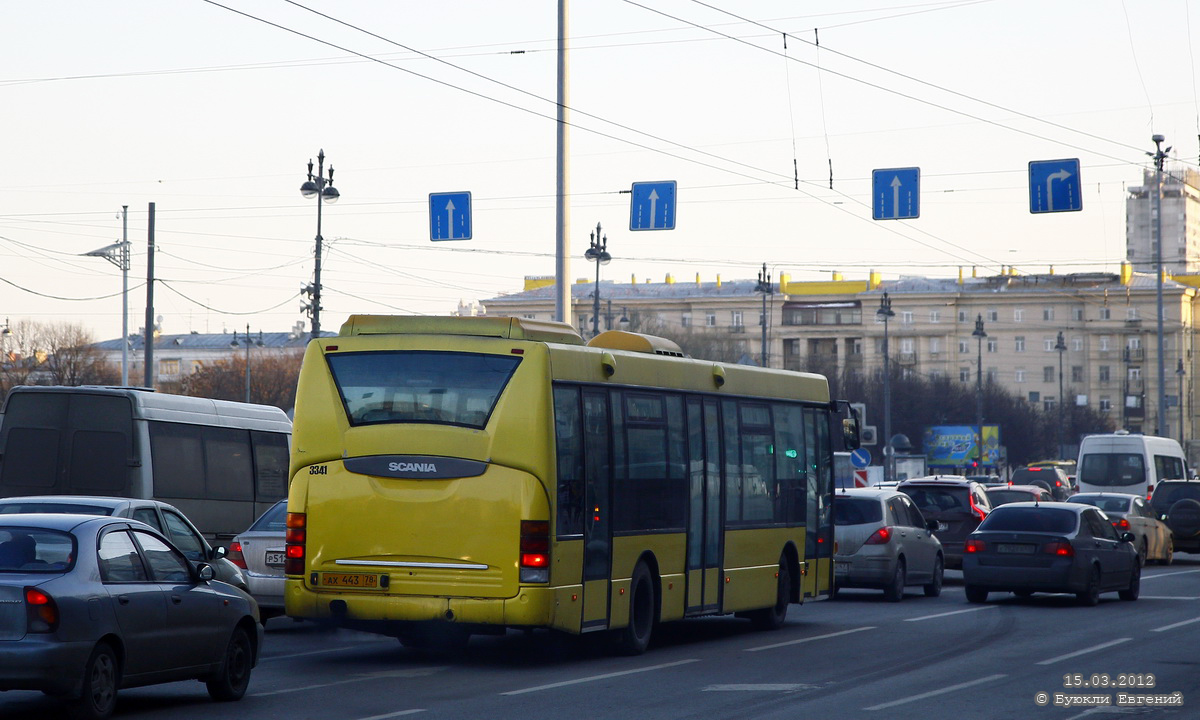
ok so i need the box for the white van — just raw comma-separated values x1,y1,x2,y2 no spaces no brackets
1075,431,1189,498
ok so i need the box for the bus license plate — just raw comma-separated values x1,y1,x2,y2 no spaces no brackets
265,551,285,566
320,573,381,589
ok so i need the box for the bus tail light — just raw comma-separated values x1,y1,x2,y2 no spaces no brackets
226,541,248,570
25,587,58,633
864,527,892,545
285,512,306,576
964,538,985,554
519,520,550,583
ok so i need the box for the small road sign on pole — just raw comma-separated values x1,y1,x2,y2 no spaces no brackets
872,167,920,220
629,181,677,231
1028,159,1082,213
429,191,472,241
850,447,872,468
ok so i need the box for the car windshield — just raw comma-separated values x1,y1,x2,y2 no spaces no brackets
902,487,967,513
978,507,1077,533
1079,453,1146,487
1011,468,1059,484
0,502,115,516
0,527,76,572
987,489,1036,507
1150,483,1200,510
1069,495,1132,514
248,501,287,532
833,498,883,525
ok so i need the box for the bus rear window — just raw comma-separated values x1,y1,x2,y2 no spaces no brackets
327,351,522,429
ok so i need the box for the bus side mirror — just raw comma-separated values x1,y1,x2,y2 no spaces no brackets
842,417,860,451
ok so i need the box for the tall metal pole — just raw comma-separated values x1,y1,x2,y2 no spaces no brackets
120,205,129,386
584,223,608,338
1178,358,1186,445
1152,135,1170,436
554,0,572,326
144,202,155,389
301,150,338,342
877,293,895,482
1056,331,1067,459
313,173,323,341
244,324,252,404
973,314,987,466
756,263,772,368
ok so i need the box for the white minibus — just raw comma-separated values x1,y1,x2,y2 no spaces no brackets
1075,431,1189,498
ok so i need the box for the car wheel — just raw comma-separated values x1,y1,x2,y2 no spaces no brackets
1161,537,1174,566
1137,539,1147,568
67,642,119,720
613,562,655,655
965,585,988,604
1119,563,1140,601
206,626,253,701
1077,566,1101,607
749,556,791,630
923,556,943,598
882,559,905,603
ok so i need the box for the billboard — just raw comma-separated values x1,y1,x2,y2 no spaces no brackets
924,425,1001,467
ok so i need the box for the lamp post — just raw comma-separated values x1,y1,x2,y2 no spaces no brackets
299,149,340,342
583,222,610,338
756,263,773,367
973,314,987,465
1178,358,1186,445
0,318,10,362
877,293,895,481
1150,134,1170,435
1055,330,1067,459
230,325,263,404
83,216,131,386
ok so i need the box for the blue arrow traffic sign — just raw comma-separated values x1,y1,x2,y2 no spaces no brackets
629,181,677,231
872,167,920,220
1028,159,1082,214
850,447,872,468
429,191,472,241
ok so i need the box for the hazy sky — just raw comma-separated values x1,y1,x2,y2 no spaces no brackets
2,0,1199,343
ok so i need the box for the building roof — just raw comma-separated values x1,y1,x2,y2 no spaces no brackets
90,330,333,352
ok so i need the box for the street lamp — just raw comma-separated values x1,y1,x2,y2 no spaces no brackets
877,293,895,482
1149,134,1170,435
230,325,264,404
583,222,610,338
1055,330,1067,459
83,222,131,386
973,314,988,465
300,149,340,342
756,263,773,368
1178,358,1186,445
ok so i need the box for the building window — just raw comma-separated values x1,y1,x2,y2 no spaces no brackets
1043,366,1055,383
160,359,180,376
959,367,970,382
1044,337,1056,352
929,337,940,354
681,313,691,327
958,340,969,354
850,339,862,355
930,310,941,323
1099,396,1112,412
1029,391,1040,403
1071,366,1084,383
987,309,998,322
705,312,716,327
929,369,944,381
1129,367,1142,381
1072,337,1083,352
901,311,914,325
1099,366,1111,383
1099,307,1111,320
1015,368,1026,383
1127,336,1141,350
900,338,914,354
1044,398,1057,412
731,310,743,328
1099,335,1111,351
1043,307,1055,321
1072,307,1084,321
986,368,997,383
1127,307,1139,320
1014,308,1025,322
1015,336,1026,352
987,338,998,353
958,310,968,322
190,360,204,374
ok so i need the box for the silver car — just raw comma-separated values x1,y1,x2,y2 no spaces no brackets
229,499,287,620
833,487,945,601
1069,492,1173,566
0,496,247,591
0,514,262,719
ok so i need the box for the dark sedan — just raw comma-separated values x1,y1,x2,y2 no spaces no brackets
0,514,263,719
961,502,1139,606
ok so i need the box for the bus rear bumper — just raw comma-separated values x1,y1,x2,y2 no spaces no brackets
285,579,560,631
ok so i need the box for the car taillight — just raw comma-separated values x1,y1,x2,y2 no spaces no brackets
864,526,892,545
1147,484,1154,502
25,587,58,633
227,541,248,570
969,495,987,522
1043,540,1074,557
285,512,306,576
964,538,985,554
1113,518,1130,530
519,520,550,583
1055,479,1062,487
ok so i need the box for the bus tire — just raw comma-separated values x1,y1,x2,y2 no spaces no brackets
613,562,655,656
749,556,790,631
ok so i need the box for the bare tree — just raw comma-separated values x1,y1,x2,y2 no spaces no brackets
181,351,303,412
1,320,117,395
623,311,750,364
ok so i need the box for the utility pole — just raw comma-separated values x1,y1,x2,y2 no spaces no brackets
144,202,155,389
1056,331,1067,459
554,0,571,326
973,314,987,464
1150,134,1170,436
877,293,895,481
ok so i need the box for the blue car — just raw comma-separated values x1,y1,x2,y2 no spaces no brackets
0,514,263,719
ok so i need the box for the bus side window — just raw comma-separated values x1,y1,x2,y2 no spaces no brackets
252,431,289,501
552,387,584,537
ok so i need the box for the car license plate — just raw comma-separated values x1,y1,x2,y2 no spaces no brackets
265,551,285,566
937,522,949,532
320,573,382,589
997,543,1035,554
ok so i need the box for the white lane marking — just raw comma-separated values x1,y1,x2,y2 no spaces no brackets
1140,568,1200,580
501,659,700,696
863,673,1007,711
905,605,999,622
355,711,425,720
262,644,389,662
745,626,875,652
1153,616,1200,632
704,684,818,692
1140,595,1200,600
1036,638,1132,665
255,668,446,697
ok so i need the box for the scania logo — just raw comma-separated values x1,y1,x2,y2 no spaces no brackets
388,462,438,473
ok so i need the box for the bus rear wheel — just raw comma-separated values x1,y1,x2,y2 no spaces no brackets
613,562,655,656
749,556,791,631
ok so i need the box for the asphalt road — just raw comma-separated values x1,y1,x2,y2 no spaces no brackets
4,559,1198,720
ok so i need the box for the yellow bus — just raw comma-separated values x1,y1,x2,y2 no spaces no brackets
284,316,856,653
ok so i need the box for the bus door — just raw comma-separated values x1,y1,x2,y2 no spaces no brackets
685,397,723,614
580,390,612,630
